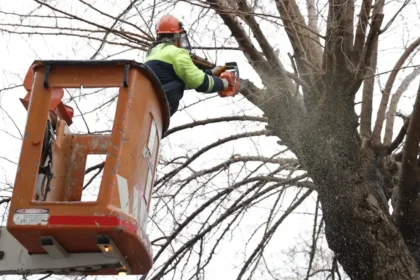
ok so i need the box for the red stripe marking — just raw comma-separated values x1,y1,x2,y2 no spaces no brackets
48,216,137,233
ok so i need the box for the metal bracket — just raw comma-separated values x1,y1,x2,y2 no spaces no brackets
96,235,132,274
123,64,130,87
44,64,51,88
40,237,68,259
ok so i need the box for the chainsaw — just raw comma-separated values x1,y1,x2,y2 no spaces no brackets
218,62,240,97
191,55,240,98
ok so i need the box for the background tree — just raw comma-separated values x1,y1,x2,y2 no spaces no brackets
0,0,419,279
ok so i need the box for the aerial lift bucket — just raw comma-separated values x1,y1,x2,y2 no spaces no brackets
0,60,170,276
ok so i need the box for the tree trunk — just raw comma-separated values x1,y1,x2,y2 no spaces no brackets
318,174,419,280
295,96,420,279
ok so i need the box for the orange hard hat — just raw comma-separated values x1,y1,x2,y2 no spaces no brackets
156,15,184,34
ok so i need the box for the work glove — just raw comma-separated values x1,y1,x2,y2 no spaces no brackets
211,65,227,77
221,79,229,90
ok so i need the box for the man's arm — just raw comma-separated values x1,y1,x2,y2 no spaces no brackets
172,48,226,93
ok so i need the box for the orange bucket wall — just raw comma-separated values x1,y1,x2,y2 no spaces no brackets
6,60,170,275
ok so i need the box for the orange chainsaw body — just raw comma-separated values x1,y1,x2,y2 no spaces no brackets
219,62,240,97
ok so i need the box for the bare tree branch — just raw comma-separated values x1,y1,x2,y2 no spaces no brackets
155,129,274,188
372,37,420,145
387,115,410,154
352,0,373,64
236,0,282,71
204,0,275,79
235,188,314,280
384,67,420,145
360,40,378,138
87,0,141,59
305,0,322,59
163,115,268,138
151,174,311,279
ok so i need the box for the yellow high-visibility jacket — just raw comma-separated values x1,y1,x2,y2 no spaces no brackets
145,43,224,116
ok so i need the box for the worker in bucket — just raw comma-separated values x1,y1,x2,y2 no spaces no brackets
145,15,229,116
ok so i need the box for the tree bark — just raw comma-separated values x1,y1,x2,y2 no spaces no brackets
305,135,420,280
393,81,420,269
319,174,420,280
297,110,420,279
